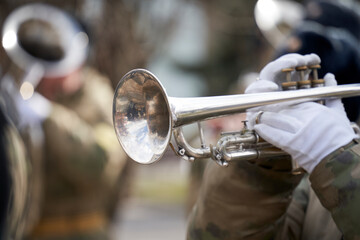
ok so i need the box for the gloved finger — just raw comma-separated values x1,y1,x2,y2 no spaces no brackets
283,101,351,130
302,54,321,80
246,96,310,120
29,92,52,119
323,73,346,115
254,123,294,149
324,72,337,86
278,53,308,65
246,101,297,120
280,54,319,82
244,80,279,94
304,53,321,66
278,102,333,123
259,57,299,83
258,111,302,133
246,99,305,122
280,101,320,115
260,54,310,85
247,110,302,133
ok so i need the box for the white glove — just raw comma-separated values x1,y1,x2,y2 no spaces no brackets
245,53,320,127
1,75,51,129
252,102,356,173
14,91,52,129
245,80,289,119
246,73,356,173
259,53,321,86
322,73,349,120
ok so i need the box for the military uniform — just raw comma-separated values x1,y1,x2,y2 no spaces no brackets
187,139,360,240
25,67,129,240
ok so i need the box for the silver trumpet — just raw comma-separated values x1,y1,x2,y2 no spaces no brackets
113,68,360,166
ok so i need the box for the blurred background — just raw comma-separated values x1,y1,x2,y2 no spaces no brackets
0,0,360,239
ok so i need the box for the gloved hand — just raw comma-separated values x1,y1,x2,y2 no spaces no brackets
245,68,356,173
11,85,52,129
19,92,52,126
322,73,349,122
258,53,321,86
1,76,52,129
250,101,356,173
246,53,322,122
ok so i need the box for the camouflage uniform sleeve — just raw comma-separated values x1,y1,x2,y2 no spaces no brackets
187,157,303,240
310,139,360,240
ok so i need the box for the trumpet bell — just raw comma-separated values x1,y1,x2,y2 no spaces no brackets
113,69,172,164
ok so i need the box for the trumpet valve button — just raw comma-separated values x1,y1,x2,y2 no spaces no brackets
309,64,321,70
295,66,308,71
312,79,325,88
298,80,312,89
309,64,321,80
281,81,298,91
296,66,308,81
281,68,294,82
281,68,295,72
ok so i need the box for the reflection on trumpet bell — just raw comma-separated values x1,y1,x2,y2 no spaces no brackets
112,68,360,166
113,69,171,164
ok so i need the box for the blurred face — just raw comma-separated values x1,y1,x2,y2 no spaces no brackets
36,68,83,100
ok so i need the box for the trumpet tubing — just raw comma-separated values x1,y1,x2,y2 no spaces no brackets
113,69,360,166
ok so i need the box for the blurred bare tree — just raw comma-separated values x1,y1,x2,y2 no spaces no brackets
174,0,271,96
183,0,271,213
0,1,164,239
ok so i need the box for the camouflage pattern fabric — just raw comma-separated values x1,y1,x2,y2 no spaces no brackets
187,140,360,240
277,176,342,240
310,139,360,240
187,155,303,240
26,67,129,240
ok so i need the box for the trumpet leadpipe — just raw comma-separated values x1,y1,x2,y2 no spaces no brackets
170,84,360,127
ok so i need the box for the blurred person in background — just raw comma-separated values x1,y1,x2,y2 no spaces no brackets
0,0,151,88
1,3,130,240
